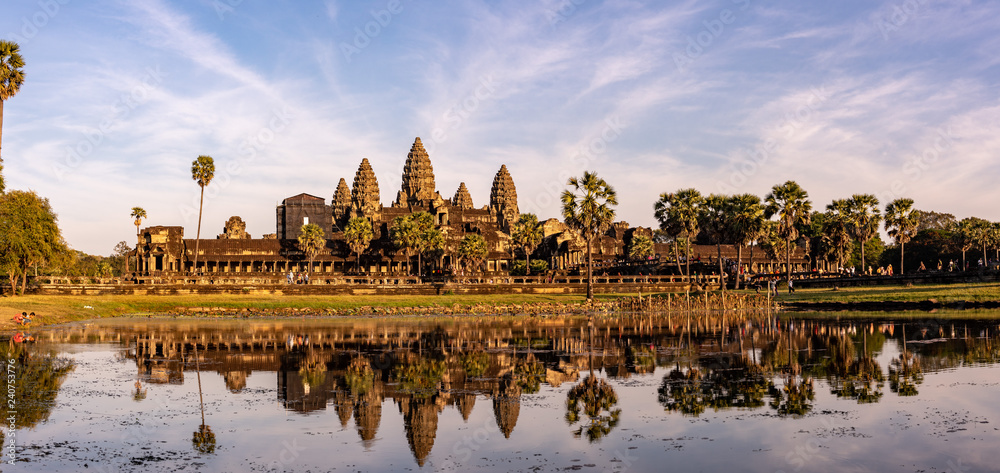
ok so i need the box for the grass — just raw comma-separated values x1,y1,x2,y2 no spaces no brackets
0,293,599,330
773,281,1000,304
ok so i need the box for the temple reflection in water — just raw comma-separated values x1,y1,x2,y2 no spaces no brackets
32,314,1000,466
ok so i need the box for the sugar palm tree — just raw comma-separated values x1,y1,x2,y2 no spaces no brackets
823,199,853,272
130,207,147,273
191,342,215,454
700,194,731,291
344,217,373,274
561,171,618,301
884,198,918,275
847,194,881,273
727,194,765,289
458,233,488,273
764,181,811,281
951,217,981,271
296,223,326,275
190,156,215,273
653,189,702,278
511,213,543,275
0,40,26,178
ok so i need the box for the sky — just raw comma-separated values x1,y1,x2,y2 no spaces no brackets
2,0,999,255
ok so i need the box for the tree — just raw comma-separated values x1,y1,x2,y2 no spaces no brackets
458,234,488,273
627,234,653,261
699,194,731,291
0,40,26,187
654,189,702,278
823,199,853,272
418,227,445,274
846,194,881,273
190,155,215,273
764,181,811,281
112,241,131,275
561,171,618,301
727,194,765,289
0,190,67,294
389,212,435,275
884,198,918,275
344,217,373,273
951,217,980,271
510,213,543,275
130,207,147,273
296,223,326,275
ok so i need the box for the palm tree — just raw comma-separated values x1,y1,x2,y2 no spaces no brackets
561,171,618,301
627,234,653,261
130,207,147,273
700,194,731,291
823,199,853,272
191,342,215,454
190,155,215,273
296,223,326,275
952,218,981,271
510,213,543,275
653,189,702,278
344,217,373,274
727,194,765,289
846,194,881,273
458,234,488,274
884,198,918,275
764,181,811,281
0,40,26,178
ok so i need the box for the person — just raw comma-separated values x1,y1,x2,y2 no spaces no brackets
937,260,943,271
787,278,794,294
304,273,310,284
887,264,893,276
919,261,926,272
287,271,293,284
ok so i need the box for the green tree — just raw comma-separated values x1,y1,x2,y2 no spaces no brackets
419,227,445,274
627,234,653,261
510,213,544,275
654,189,702,277
344,217,373,273
458,233,488,273
0,40,26,188
389,211,435,275
884,198,918,275
759,221,789,269
130,207,147,272
951,217,981,270
296,223,326,275
823,199,853,272
190,155,215,273
562,172,618,301
727,194,765,289
699,194,731,291
764,181,811,281
112,241,131,275
847,194,881,273
0,190,67,294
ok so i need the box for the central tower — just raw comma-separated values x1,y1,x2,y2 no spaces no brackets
395,137,437,208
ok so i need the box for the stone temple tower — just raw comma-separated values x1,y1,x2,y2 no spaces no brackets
489,164,519,233
395,137,437,208
332,178,352,230
351,158,381,222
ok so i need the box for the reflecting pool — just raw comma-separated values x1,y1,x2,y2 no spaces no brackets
5,313,1000,472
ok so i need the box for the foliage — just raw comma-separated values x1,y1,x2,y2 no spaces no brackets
460,351,489,378
823,199,853,269
1,39,26,183
915,210,956,232
390,211,437,275
514,359,546,394
457,234,488,273
626,234,653,261
509,259,549,276
192,424,216,454
190,155,215,269
562,172,617,300
764,181,811,279
654,188,702,276
345,360,375,395
846,194,881,270
298,356,327,388
296,223,326,272
0,343,75,429
394,358,446,398
344,217,374,271
510,213,543,274
0,190,68,294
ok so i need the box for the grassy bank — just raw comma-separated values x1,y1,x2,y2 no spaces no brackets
772,282,1000,304
0,293,602,330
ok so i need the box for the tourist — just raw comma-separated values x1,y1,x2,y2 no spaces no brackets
787,278,794,294
287,271,293,284
919,261,926,272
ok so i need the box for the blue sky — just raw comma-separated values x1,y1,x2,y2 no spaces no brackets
3,0,999,255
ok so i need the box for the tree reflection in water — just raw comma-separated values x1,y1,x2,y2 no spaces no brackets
190,343,216,455
658,355,773,416
0,341,75,439
566,317,620,442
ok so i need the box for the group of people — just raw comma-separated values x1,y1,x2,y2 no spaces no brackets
286,271,310,285
12,312,33,325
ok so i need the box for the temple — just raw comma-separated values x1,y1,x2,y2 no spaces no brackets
135,137,809,281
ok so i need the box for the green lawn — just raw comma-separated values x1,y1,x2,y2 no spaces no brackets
773,282,1000,303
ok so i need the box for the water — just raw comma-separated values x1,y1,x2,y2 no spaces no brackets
4,313,1000,472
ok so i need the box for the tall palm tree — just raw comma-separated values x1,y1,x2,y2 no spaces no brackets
764,181,811,281
884,198,918,275
700,194,731,291
191,342,215,454
130,207,147,273
727,194,765,289
0,40,26,178
511,213,543,275
458,233,488,274
847,194,881,273
653,189,703,278
190,155,215,273
952,217,981,271
561,171,618,301
823,199,853,272
296,223,326,275
344,217,373,274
